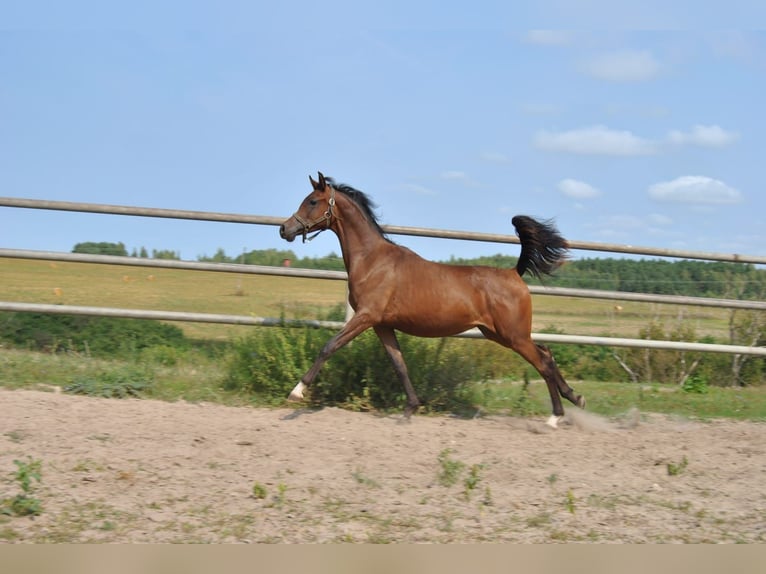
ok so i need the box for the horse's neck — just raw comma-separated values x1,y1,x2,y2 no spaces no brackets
333,204,388,274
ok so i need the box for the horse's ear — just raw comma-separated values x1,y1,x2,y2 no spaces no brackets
317,171,327,189
309,174,319,189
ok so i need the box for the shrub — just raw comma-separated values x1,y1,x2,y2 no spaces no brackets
223,325,328,403
224,326,479,413
64,364,154,398
682,374,709,394
1,458,43,517
0,312,188,358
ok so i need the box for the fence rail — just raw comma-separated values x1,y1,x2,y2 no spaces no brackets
2,195,765,357
2,247,766,312
3,301,765,356
3,196,766,264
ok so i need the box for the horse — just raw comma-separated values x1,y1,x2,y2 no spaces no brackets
279,172,585,428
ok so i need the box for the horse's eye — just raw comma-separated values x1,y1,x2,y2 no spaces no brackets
309,199,318,206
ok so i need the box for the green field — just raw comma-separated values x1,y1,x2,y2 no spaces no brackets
1,256,763,421
0,257,733,341
0,257,349,340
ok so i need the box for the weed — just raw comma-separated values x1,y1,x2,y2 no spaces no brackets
437,449,465,487
511,374,536,416
71,459,104,473
547,473,558,486
481,486,494,507
682,375,709,394
0,526,19,541
274,483,288,506
87,433,112,443
4,430,27,444
64,365,154,398
344,387,375,412
352,468,381,488
1,458,43,517
667,456,689,476
252,482,268,500
463,464,484,500
565,489,576,514
99,521,117,532
526,512,552,528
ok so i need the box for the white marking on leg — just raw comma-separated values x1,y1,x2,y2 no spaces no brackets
288,381,306,402
545,415,561,429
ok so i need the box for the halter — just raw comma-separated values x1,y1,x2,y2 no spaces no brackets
292,186,336,243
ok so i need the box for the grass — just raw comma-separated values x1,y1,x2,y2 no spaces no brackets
1,256,764,421
0,257,348,341
0,257,735,341
0,347,250,407
1,347,765,420
471,377,766,421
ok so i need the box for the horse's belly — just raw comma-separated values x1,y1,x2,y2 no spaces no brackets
382,314,478,338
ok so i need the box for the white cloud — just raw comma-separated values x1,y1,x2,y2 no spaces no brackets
582,50,660,82
647,176,742,204
523,30,571,46
667,125,739,147
648,213,673,226
557,178,601,199
534,125,657,156
440,171,479,187
480,152,512,164
521,102,562,116
707,30,761,63
439,170,468,181
600,215,645,230
400,183,437,196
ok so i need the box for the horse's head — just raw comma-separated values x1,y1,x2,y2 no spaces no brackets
280,172,337,243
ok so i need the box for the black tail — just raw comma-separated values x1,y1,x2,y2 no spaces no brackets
512,215,569,279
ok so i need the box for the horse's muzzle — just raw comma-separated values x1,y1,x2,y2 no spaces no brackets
279,219,298,242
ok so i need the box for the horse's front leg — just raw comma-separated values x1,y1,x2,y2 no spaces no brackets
287,314,372,402
373,326,420,417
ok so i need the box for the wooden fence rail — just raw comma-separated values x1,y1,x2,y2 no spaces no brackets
2,196,765,357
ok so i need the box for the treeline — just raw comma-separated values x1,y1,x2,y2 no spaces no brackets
448,254,766,300
73,242,180,261
197,248,346,271
72,242,766,300
532,257,766,300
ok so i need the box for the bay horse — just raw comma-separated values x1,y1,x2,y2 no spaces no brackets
279,172,585,428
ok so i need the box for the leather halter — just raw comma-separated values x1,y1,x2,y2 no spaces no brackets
292,186,336,243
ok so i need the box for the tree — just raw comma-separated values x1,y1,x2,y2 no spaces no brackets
152,249,180,260
72,242,128,256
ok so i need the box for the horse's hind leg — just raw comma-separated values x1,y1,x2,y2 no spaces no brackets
481,328,584,427
537,344,586,409
374,326,420,417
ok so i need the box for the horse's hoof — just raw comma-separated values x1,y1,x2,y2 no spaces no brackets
545,415,562,429
287,381,307,402
403,403,420,419
576,395,586,409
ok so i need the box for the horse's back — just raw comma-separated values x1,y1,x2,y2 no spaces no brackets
371,250,531,337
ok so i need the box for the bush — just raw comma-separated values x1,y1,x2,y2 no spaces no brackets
64,364,154,398
223,326,479,413
0,312,189,358
223,325,328,403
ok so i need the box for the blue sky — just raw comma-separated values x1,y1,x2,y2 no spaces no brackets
2,4,765,263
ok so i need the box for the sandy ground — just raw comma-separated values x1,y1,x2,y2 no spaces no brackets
1,388,764,543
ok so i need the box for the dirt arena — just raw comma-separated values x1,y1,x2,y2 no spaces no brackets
1,388,764,543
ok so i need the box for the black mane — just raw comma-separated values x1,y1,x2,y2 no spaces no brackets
325,178,392,241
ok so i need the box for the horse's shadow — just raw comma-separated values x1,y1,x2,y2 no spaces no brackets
280,407,319,421
279,405,416,424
